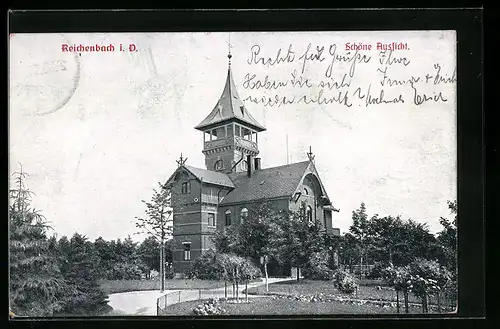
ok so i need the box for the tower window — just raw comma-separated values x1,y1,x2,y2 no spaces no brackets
214,160,224,171
212,129,218,140
183,243,191,261
307,205,313,223
208,213,216,226
240,207,248,223
181,182,191,194
225,210,232,226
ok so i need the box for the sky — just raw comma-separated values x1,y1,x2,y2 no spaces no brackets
9,31,457,242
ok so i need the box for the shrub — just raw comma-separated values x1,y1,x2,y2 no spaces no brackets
302,252,334,280
333,269,358,294
366,262,388,279
165,266,175,279
187,250,261,282
192,298,227,316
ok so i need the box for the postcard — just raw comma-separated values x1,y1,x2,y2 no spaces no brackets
9,30,457,317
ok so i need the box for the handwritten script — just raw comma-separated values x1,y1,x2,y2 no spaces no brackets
242,43,456,108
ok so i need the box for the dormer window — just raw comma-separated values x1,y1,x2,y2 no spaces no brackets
214,160,224,171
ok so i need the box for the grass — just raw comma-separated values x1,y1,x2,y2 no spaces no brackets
163,297,428,316
100,278,225,294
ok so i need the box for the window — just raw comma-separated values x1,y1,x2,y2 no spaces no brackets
208,213,216,226
307,205,313,222
240,207,248,223
304,188,309,195
183,243,191,261
241,160,248,171
212,129,218,140
225,210,232,226
181,181,191,194
214,160,224,171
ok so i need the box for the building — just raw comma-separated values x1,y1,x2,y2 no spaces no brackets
165,52,339,276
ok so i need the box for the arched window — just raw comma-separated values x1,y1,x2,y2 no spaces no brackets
240,207,248,223
306,205,313,222
225,209,232,226
181,181,191,194
214,160,224,171
304,187,309,195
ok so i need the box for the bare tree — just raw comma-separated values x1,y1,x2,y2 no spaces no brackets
135,182,173,292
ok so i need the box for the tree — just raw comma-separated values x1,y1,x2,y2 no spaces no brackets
58,233,110,316
349,203,371,278
9,166,71,316
135,182,173,292
93,237,115,279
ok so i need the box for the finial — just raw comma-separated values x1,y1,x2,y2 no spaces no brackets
176,153,188,167
227,33,233,66
307,146,315,162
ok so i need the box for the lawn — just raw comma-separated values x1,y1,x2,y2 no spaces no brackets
163,297,427,316
100,279,225,294
246,279,422,304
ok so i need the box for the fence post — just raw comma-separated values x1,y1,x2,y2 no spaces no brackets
199,289,201,300
178,290,181,302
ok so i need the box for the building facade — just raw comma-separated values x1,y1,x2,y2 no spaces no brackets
165,53,339,275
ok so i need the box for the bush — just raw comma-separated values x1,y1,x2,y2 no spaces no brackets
366,262,388,279
302,252,334,280
333,269,358,294
110,263,143,280
186,250,224,280
165,266,175,279
192,298,227,316
187,250,261,282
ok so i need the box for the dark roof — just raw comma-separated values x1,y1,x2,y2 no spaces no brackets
194,66,266,132
184,165,235,188
220,161,311,205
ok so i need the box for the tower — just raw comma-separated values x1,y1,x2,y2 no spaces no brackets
194,52,266,174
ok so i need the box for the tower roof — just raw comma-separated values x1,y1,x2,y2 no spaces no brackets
194,65,266,132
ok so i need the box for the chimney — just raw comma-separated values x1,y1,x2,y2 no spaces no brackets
247,154,252,177
254,157,261,171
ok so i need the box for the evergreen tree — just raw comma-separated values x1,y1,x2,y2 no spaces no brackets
59,233,110,316
9,166,71,316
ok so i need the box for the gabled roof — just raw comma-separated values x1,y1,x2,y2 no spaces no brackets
220,161,311,205
194,65,266,132
165,165,235,188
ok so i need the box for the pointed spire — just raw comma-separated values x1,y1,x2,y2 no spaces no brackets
194,40,266,132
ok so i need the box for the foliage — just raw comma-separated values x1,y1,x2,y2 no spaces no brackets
135,182,173,242
9,167,72,317
301,251,334,280
58,233,110,316
407,258,452,299
192,298,227,316
187,250,261,282
366,261,390,279
333,269,358,294
381,264,412,292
